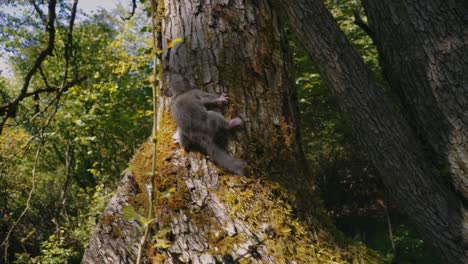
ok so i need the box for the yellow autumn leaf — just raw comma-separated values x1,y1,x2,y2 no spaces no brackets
167,37,183,48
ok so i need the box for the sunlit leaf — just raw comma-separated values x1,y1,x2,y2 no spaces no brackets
160,187,177,198
139,216,155,226
154,228,171,239
122,205,139,221
167,37,183,48
154,239,172,249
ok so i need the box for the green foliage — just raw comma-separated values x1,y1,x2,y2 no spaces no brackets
0,3,152,262
70,185,112,250
391,225,442,264
28,229,80,264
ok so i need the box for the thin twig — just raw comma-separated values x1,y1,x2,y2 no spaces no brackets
1,97,61,259
378,199,396,255
1,134,44,263
38,65,52,89
31,0,47,23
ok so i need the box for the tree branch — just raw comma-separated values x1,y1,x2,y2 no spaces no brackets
122,0,137,20
2,75,86,110
0,0,57,134
19,0,56,101
63,0,79,81
30,0,47,24
353,12,376,42
0,0,83,135
38,66,51,89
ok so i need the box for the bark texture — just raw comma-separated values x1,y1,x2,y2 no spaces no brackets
151,0,311,262
362,0,468,203
82,173,144,264
161,0,309,203
280,0,467,263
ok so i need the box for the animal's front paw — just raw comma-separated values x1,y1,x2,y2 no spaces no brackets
218,93,229,105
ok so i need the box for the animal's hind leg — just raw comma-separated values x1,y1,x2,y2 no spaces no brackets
207,110,229,135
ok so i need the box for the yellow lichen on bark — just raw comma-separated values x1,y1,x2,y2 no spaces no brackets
214,177,383,263
129,110,190,213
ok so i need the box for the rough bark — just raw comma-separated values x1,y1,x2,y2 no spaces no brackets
361,0,468,202
280,0,467,263
151,0,311,262
161,0,310,205
82,173,144,264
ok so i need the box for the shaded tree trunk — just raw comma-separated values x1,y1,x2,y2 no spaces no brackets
362,0,468,201
83,1,384,263
280,0,467,263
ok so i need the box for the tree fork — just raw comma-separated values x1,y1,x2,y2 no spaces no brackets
280,0,467,262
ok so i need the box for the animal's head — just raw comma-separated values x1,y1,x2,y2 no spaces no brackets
165,73,196,97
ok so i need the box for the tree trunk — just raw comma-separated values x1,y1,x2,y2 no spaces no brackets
280,0,467,263
361,0,468,202
82,1,383,263
82,173,143,264
160,0,309,199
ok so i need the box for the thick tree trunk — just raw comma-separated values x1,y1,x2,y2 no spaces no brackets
151,0,309,262
83,1,384,263
280,0,467,263
161,0,308,192
82,173,143,264
361,0,468,202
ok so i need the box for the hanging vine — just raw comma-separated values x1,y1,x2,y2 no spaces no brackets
136,0,160,262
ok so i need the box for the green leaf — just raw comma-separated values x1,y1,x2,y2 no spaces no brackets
122,205,139,221
139,216,155,226
154,228,171,239
155,49,163,55
154,239,172,249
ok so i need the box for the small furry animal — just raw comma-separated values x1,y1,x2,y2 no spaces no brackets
168,74,246,175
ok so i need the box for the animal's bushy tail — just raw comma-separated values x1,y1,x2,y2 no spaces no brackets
195,135,245,175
